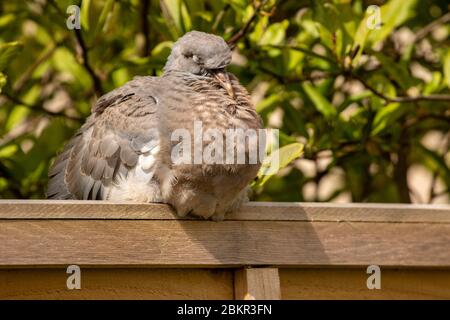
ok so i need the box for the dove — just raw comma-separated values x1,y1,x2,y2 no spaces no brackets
47,31,263,220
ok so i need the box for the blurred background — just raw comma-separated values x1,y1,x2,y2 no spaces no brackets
0,0,449,203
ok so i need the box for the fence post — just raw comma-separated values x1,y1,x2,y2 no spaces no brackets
234,267,281,300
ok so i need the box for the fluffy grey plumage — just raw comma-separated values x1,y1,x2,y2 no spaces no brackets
47,31,262,220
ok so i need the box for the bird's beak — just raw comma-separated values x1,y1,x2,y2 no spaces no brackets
213,69,235,99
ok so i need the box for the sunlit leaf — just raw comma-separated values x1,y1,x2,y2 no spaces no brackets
0,144,18,158
111,67,130,87
352,0,417,66
423,72,443,94
259,20,289,46
0,13,15,28
444,50,450,89
254,143,304,187
94,0,115,36
0,41,23,71
375,53,417,90
161,0,191,36
256,92,284,114
302,83,337,119
368,0,417,46
80,0,91,31
5,106,29,131
0,72,6,93
371,102,405,135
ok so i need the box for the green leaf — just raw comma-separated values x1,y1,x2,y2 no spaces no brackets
351,12,370,65
80,0,91,31
312,2,340,53
312,1,355,61
444,50,450,89
371,102,405,135
6,105,29,131
0,144,18,158
375,53,417,90
337,90,372,113
417,144,450,190
256,92,284,114
254,142,304,188
94,0,115,37
423,72,442,94
229,0,247,11
259,20,289,46
368,0,417,45
283,102,308,137
0,41,23,71
302,83,337,119
111,67,130,87
0,72,6,93
249,13,267,44
0,13,15,28
284,48,304,72
180,0,192,31
352,0,417,65
161,0,191,36
52,47,92,89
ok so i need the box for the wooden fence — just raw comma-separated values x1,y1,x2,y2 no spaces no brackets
0,200,449,299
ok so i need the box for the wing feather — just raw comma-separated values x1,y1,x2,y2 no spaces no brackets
47,77,159,200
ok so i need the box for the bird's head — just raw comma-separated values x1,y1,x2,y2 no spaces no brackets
163,31,235,98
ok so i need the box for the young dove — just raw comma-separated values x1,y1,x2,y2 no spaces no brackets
47,31,263,220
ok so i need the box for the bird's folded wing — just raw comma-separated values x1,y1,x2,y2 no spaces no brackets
47,77,159,200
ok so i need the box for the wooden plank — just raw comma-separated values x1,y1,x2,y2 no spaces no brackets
234,268,281,300
0,200,176,220
0,200,449,222
3,267,448,300
1,219,449,267
279,268,450,299
0,268,233,300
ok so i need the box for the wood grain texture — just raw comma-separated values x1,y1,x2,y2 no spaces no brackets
1,201,448,299
2,267,448,300
1,219,449,267
0,268,233,300
234,268,281,300
279,268,450,299
1,200,449,222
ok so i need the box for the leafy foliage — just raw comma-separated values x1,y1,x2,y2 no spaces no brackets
0,0,449,203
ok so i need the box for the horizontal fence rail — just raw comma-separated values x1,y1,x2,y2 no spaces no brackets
0,200,449,268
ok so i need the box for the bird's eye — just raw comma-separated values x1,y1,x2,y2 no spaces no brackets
183,52,201,64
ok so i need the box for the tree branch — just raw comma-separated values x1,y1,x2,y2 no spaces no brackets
13,43,60,93
264,44,336,64
74,29,104,97
227,0,270,47
260,66,336,84
352,74,450,103
47,0,103,96
1,92,82,122
428,133,449,203
415,12,450,43
140,0,150,57
394,129,412,203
